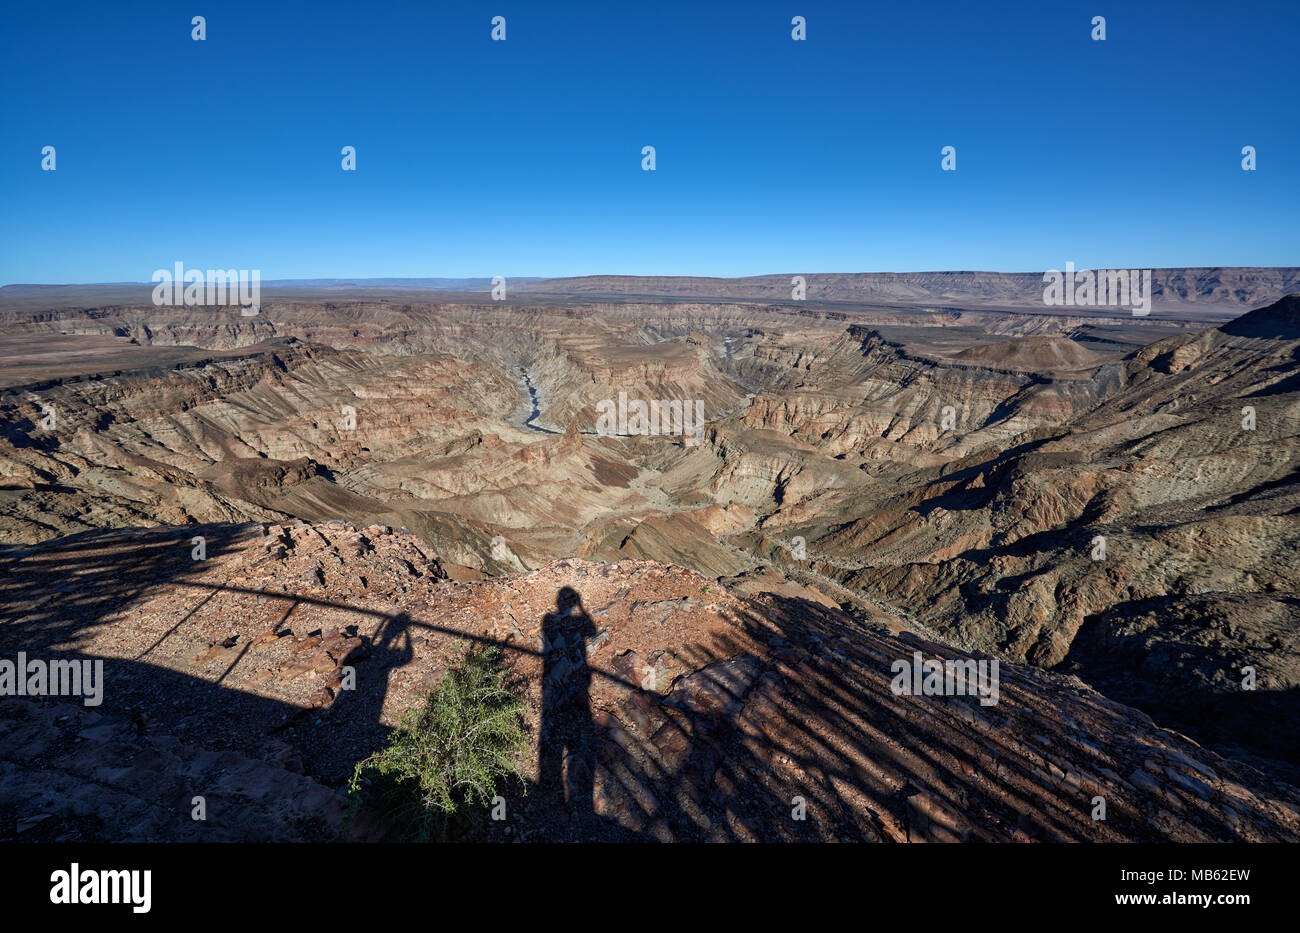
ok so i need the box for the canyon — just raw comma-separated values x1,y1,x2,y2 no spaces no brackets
1,274,1297,841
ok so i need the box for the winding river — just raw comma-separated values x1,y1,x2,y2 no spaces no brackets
519,368,555,433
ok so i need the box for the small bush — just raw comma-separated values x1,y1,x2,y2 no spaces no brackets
347,643,528,840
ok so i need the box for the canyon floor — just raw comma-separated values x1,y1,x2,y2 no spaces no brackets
1,279,1298,841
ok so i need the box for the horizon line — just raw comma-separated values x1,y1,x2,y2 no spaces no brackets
5,265,1300,289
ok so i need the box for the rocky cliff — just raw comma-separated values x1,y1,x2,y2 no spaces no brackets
3,522,1296,842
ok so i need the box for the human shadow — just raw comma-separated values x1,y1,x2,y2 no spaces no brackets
9,521,1292,844
537,586,597,834
0,524,420,839
290,611,416,784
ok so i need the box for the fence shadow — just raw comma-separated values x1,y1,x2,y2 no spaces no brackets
4,527,1293,842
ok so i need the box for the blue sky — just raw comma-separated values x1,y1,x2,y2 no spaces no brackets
2,0,1296,283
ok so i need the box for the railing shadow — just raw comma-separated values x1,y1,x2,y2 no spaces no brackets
4,527,1297,842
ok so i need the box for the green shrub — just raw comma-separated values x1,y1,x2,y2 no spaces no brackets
347,643,528,840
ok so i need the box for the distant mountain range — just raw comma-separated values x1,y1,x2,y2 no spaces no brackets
515,268,1300,309
3,267,1298,317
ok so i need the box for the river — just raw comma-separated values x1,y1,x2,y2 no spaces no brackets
519,369,554,433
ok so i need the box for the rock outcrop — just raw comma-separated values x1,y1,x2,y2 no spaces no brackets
2,523,1297,842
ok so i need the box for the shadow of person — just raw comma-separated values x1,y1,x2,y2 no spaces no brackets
294,611,415,785
538,586,597,834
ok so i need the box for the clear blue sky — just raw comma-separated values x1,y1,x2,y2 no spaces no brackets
2,0,1296,283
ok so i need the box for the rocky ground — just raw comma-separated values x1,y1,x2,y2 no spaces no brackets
2,520,1298,842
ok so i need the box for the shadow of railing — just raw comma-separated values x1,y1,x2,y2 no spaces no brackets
4,526,1295,843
